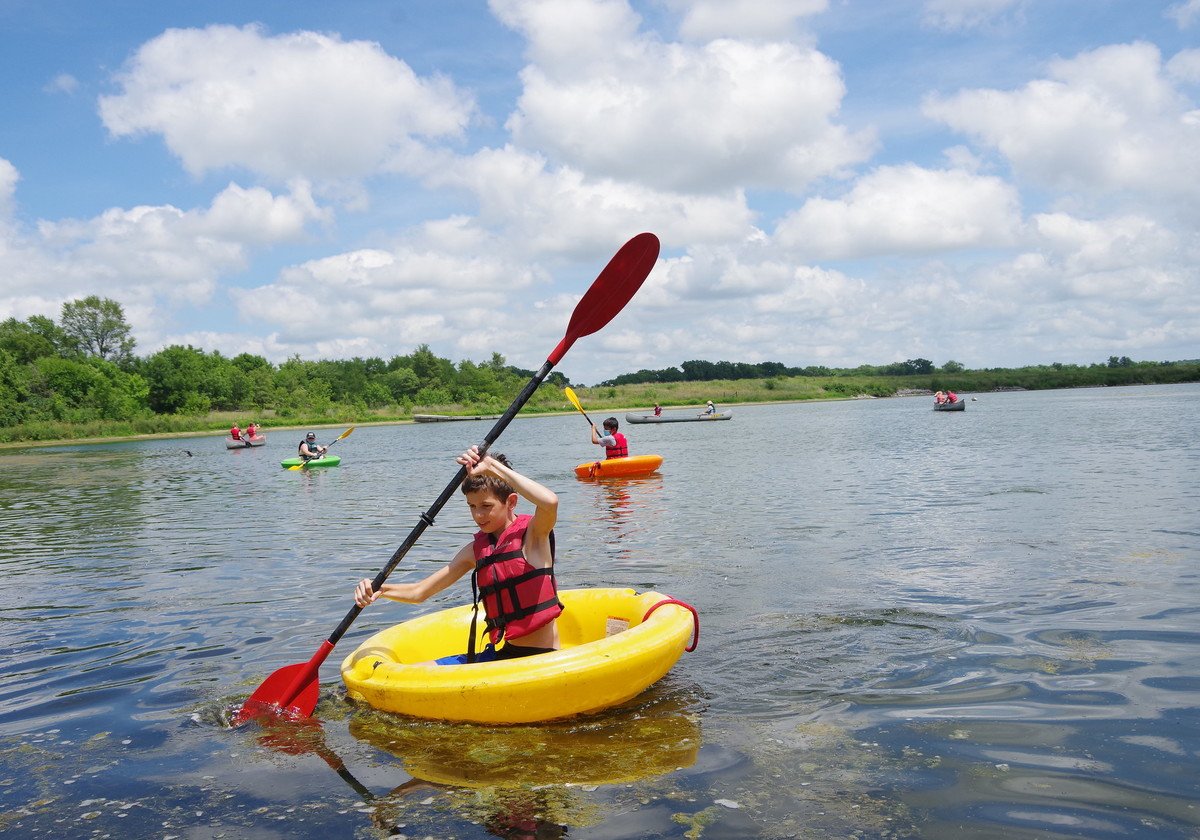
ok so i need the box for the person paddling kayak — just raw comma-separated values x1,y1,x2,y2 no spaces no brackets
298,432,327,461
590,416,629,459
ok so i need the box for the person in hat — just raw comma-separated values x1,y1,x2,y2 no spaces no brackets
702,400,717,415
298,431,327,461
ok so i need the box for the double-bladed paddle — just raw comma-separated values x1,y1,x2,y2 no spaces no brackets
288,426,355,470
235,232,660,724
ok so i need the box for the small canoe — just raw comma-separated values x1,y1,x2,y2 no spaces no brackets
574,453,663,479
341,587,699,724
226,435,266,449
933,401,965,411
279,455,342,469
626,410,732,424
413,413,502,423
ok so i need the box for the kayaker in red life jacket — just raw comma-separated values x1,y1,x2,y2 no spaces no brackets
230,423,242,440
946,390,958,404
590,417,629,459
353,445,561,663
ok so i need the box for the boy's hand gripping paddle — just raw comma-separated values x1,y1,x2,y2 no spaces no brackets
235,232,660,724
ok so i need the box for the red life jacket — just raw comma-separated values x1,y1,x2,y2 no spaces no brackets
470,514,562,652
605,431,628,459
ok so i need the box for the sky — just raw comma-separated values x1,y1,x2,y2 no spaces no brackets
1,0,1198,385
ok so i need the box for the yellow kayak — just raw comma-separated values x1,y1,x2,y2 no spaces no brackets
341,588,699,724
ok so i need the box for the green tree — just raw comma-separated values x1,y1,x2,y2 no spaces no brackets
0,315,69,363
383,367,420,400
0,348,32,426
60,296,136,366
409,344,455,383
28,356,147,421
941,360,965,373
141,345,211,413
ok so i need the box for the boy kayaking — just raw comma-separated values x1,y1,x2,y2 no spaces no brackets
353,444,562,661
590,416,629,459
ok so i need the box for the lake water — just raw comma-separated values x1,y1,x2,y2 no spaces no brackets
1,384,1197,838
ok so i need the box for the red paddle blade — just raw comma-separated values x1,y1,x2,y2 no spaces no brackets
549,232,660,365
235,662,320,724
235,640,334,725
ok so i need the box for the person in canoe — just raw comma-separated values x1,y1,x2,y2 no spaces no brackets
590,416,629,459
231,422,243,441
702,400,717,415
946,390,959,404
653,403,662,416
298,431,327,461
934,390,946,405
353,445,562,663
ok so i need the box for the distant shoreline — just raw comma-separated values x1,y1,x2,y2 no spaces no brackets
0,393,922,451
0,418,413,452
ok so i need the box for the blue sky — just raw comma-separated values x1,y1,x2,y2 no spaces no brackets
2,0,1198,385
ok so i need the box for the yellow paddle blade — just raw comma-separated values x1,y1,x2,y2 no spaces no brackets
564,387,584,413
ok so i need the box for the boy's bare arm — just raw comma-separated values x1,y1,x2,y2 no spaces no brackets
458,446,559,537
482,455,558,537
355,544,474,607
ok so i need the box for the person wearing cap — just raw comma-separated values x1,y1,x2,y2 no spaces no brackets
702,400,717,415
298,431,327,461
590,416,629,459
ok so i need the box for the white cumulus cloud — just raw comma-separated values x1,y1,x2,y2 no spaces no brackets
493,0,873,192
774,164,1022,259
924,42,1200,203
98,24,477,183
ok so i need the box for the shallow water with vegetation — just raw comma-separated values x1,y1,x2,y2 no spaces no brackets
1,384,1197,838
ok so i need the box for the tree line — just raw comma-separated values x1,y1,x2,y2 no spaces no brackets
2,296,1197,442
0,296,567,440
597,355,1198,386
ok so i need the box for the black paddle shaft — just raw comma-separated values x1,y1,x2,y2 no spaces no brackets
325,359,553,647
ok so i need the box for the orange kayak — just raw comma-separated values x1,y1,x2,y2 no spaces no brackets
574,453,663,479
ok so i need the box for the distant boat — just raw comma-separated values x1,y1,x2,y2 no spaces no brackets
413,413,502,423
626,410,733,424
226,434,267,448
933,401,965,412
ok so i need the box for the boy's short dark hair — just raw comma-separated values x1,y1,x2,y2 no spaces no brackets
603,417,618,430
461,451,515,501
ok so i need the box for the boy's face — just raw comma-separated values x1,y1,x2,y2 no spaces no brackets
465,489,517,534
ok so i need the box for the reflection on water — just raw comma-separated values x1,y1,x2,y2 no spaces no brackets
346,692,701,788
1,385,1199,837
